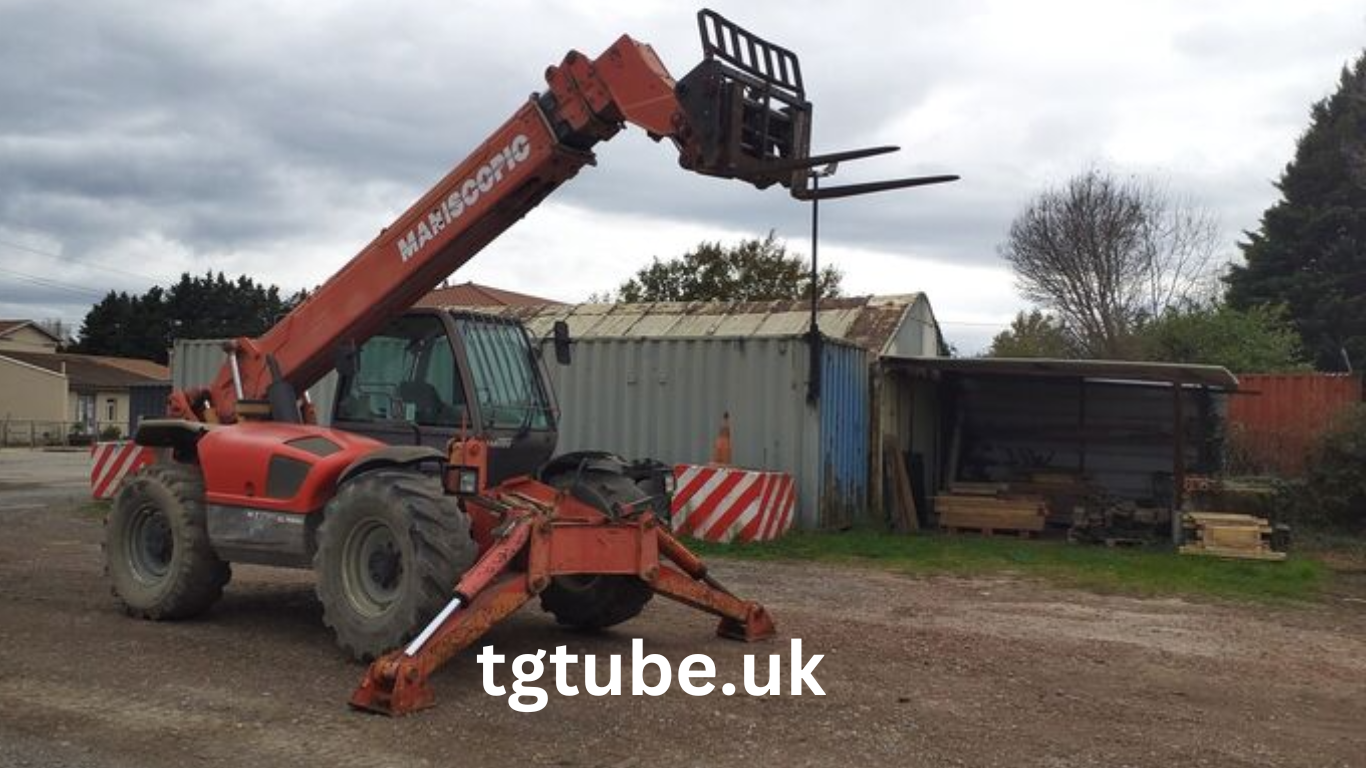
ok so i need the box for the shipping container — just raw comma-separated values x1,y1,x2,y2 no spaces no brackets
541,335,869,529
1227,373,1363,475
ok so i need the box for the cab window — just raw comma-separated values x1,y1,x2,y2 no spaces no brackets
336,315,466,427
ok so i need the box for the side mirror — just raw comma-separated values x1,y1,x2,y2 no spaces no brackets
552,320,572,366
334,339,360,378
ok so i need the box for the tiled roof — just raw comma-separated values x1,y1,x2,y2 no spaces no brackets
415,282,561,308
0,319,62,342
0,350,169,389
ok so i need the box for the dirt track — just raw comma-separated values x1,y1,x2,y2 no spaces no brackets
1,456,1364,767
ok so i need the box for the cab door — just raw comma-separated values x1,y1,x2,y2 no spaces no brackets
331,311,469,451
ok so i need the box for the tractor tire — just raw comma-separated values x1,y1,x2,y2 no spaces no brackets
539,468,655,630
104,462,231,620
313,469,476,661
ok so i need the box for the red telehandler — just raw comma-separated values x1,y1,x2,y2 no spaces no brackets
104,10,955,715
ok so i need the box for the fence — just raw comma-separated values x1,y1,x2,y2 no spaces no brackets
1226,373,1363,476
0,420,126,448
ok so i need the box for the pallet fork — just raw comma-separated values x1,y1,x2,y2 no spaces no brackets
350,476,775,716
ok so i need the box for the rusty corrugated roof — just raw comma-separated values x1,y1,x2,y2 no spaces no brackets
445,294,931,354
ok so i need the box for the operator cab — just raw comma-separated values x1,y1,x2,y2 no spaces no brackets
332,308,558,486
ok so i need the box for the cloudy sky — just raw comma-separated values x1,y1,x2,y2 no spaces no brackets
1,1,1362,352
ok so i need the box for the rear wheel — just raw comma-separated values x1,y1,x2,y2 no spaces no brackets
314,469,476,661
104,462,231,619
539,469,655,629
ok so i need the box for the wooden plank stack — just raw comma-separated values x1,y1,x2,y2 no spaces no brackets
936,487,1048,537
1179,512,1286,561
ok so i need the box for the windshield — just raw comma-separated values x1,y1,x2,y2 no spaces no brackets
456,316,553,431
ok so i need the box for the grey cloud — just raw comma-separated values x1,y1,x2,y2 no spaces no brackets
0,0,1362,338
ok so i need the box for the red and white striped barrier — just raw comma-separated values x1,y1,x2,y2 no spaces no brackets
90,441,155,500
670,463,796,543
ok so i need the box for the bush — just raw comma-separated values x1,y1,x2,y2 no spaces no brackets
1300,405,1366,531
98,424,123,441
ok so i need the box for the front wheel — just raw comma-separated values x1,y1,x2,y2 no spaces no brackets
539,468,655,629
313,469,476,661
104,462,231,620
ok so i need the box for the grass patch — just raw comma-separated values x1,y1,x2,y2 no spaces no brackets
687,530,1329,603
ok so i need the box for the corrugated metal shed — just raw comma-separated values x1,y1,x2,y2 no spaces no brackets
541,335,868,529
463,295,932,528
883,355,1236,538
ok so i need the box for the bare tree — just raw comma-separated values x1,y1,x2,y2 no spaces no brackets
998,169,1219,358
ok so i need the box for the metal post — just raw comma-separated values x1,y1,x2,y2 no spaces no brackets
1172,383,1186,544
806,172,822,403
805,165,838,404
1077,378,1087,475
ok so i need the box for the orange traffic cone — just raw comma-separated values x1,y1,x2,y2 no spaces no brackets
711,411,732,465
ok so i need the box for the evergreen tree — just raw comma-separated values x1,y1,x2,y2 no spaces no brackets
1228,53,1366,370
72,271,296,363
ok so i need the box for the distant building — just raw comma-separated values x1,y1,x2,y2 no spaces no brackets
415,281,561,308
0,319,62,353
0,337,169,440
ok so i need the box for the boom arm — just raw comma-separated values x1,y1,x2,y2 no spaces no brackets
170,10,955,424
178,37,699,423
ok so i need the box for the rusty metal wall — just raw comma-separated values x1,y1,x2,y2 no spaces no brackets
170,339,338,425
541,335,868,530
1227,373,1363,475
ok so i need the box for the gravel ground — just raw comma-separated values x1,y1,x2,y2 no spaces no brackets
0,452,1363,767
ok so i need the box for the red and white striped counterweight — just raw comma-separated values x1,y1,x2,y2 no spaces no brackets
90,442,155,500
669,463,796,543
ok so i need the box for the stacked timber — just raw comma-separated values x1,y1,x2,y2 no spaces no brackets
1005,471,1093,526
1179,512,1286,561
936,491,1048,537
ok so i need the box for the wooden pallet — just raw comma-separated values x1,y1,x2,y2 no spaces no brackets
936,494,1047,535
1179,544,1286,562
1180,511,1285,561
941,525,1034,539
947,482,1009,497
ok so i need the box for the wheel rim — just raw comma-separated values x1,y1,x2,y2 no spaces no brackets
341,519,404,617
127,504,173,583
